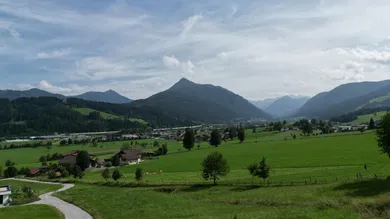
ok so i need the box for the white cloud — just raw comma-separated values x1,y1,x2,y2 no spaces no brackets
39,80,72,93
162,55,195,77
36,48,71,59
3,0,390,100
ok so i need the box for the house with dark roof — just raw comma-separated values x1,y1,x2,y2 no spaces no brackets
116,149,143,164
58,155,77,167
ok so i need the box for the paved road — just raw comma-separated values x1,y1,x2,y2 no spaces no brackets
1,178,93,219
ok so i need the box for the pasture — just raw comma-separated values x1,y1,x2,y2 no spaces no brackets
72,108,119,119
0,204,65,219
349,111,388,125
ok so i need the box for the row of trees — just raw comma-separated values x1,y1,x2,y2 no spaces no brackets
183,127,246,151
0,141,52,150
101,167,143,182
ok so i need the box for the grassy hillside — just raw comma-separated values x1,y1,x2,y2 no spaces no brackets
349,111,387,125
72,108,119,119
56,183,366,219
369,93,390,103
0,205,65,219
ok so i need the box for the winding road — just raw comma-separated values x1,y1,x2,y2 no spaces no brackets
1,178,92,219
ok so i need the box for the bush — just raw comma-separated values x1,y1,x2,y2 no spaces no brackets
4,166,18,178
104,162,112,167
135,168,143,182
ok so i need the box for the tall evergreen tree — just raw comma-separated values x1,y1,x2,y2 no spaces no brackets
209,129,222,147
183,128,195,151
237,127,245,143
112,168,122,182
369,118,376,130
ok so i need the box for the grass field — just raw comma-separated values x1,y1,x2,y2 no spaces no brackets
349,111,388,125
56,178,390,219
0,204,65,219
72,108,148,125
369,94,390,103
72,108,119,119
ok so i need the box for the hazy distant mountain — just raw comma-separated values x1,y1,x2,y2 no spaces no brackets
0,88,131,104
73,90,132,104
265,96,310,118
250,98,278,109
132,78,271,123
295,80,390,118
0,88,64,100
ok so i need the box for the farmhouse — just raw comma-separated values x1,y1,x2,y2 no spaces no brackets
116,149,143,164
0,185,12,207
337,126,352,131
29,168,41,176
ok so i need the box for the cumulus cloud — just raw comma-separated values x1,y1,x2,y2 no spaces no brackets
162,55,195,77
39,80,72,93
3,0,390,100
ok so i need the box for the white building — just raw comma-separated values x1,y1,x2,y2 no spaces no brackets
0,186,12,207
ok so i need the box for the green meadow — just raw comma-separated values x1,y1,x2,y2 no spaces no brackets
349,111,388,125
0,204,65,219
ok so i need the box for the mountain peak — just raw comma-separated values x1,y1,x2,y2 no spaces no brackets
170,78,196,90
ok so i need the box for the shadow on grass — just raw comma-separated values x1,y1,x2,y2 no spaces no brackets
230,185,262,192
333,176,390,197
178,184,214,192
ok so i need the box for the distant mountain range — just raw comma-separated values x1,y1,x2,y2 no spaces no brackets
0,89,132,104
72,90,132,104
132,78,271,123
295,80,390,119
251,96,310,118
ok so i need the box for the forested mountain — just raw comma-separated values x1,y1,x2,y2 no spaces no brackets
72,90,132,104
132,78,271,123
0,97,148,137
0,88,131,104
0,88,65,100
295,80,390,118
265,96,309,118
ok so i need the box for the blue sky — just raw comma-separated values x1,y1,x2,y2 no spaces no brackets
1,0,390,100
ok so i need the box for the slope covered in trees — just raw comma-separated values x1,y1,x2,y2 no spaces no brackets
132,78,270,123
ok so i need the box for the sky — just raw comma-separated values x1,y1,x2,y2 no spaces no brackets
1,0,390,100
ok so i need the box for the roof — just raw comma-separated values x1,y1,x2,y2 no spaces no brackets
63,150,80,157
55,172,61,177
29,168,40,175
58,155,77,165
118,149,143,161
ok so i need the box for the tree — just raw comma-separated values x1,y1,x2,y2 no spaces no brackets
72,165,84,179
4,166,18,178
369,118,376,130
61,169,69,178
247,163,258,184
201,152,229,185
301,120,313,136
257,157,270,184
376,114,390,157
68,138,73,145
5,160,15,167
228,127,238,139
0,166,3,178
121,142,131,150
237,127,245,143
112,155,121,166
112,168,122,182
209,129,222,147
102,168,110,181
183,128,195,151
283,120,287,125
39,156,47,163
161,143,168,155
252,127,256,133
135,167,143,183
76,150,90,171
60,140,67,145
153,141,160,147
